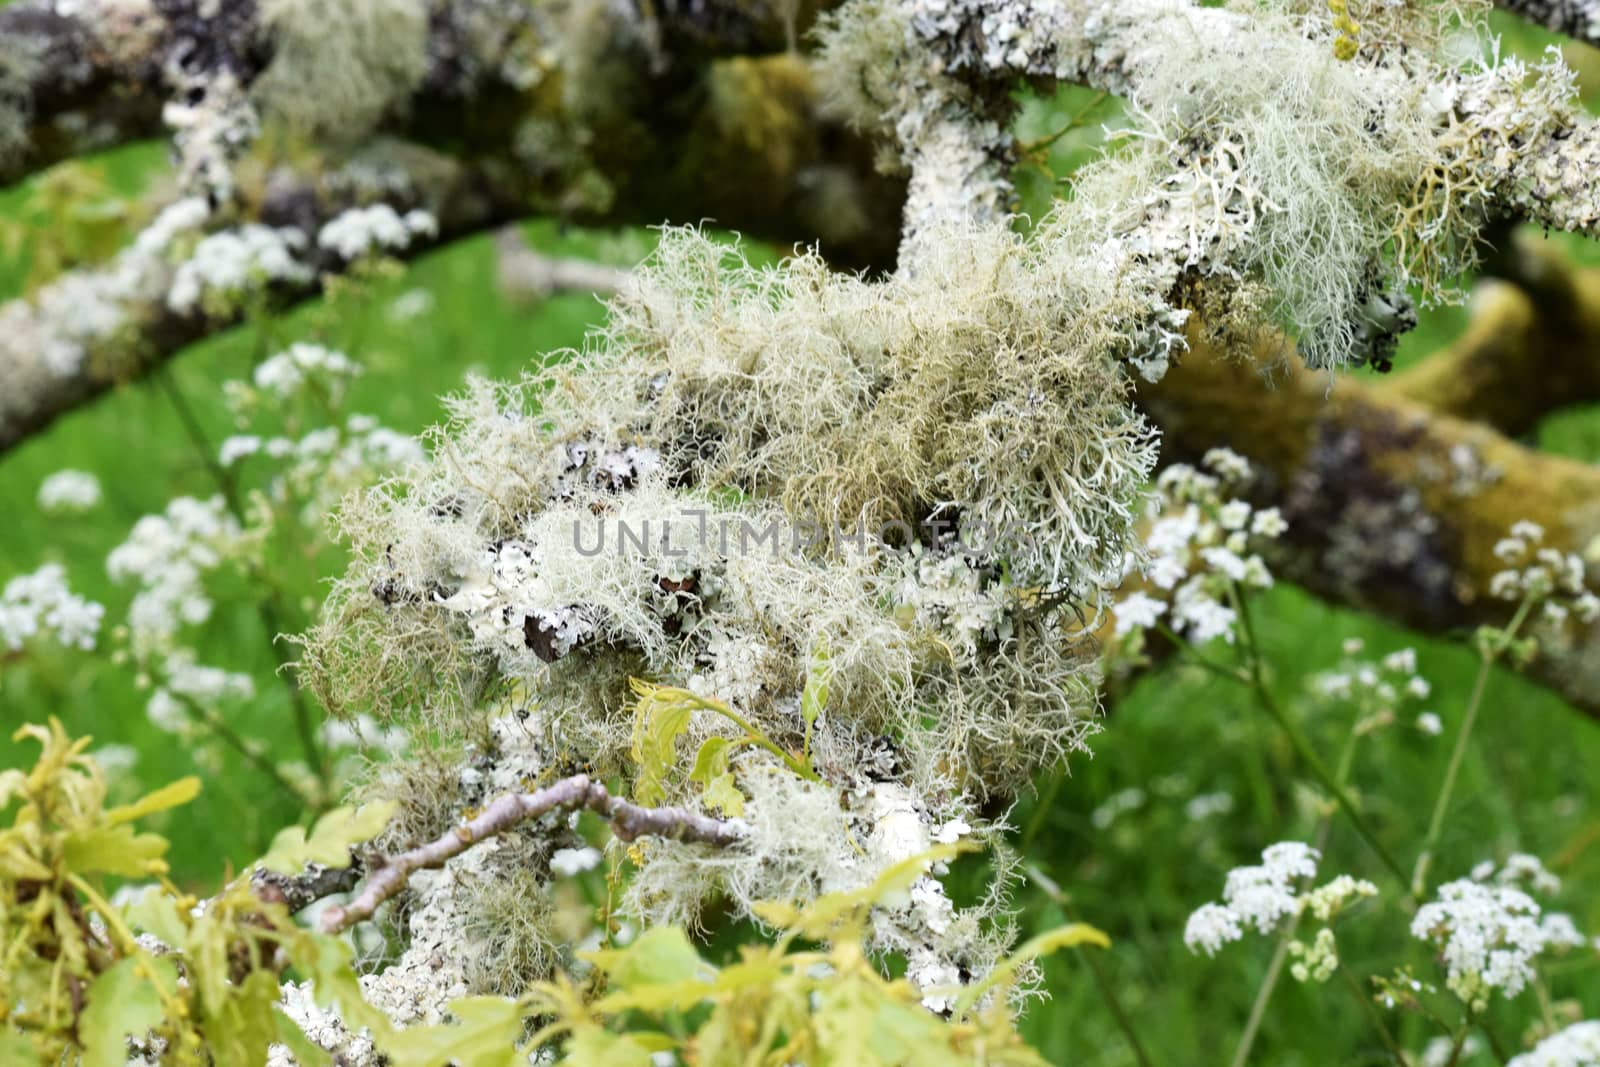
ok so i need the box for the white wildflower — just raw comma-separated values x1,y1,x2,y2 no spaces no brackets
1184,903,1243,956
219,435,262,466
1113,591,1167,636
1507,1021,1600,1067
550,847,603,877
1250,507,1287,538
37,470,102,513
0,564,104,651
1411,877,1547,1006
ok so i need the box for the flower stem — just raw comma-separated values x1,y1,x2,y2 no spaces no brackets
1411,598,1532,897
1338,964,1406,1065
155,367,330,793
1026,864,1157,1067
1230,584,1409,891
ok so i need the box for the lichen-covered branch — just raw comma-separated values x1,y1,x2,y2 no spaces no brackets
1495,0,1600,43
1390,230,1600,435
0,0,820,189
0,44,902,451
1141,328,1600,718
253,860,364,915
317,774,742,934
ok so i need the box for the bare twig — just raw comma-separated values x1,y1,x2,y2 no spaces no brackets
493,228,629,305
317,775,742,934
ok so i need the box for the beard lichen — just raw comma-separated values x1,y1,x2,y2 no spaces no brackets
251,0,430,142
303,222,1159,990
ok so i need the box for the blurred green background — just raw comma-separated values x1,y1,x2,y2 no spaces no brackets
2,10,1599,1066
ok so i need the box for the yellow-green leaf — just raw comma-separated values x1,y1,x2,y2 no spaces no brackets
563,1028,656,1067
952,922,1109,1015
257,800,397,874
105,777,200,825
123,886,188,948
62,825,168,877
382,996,527,1067
583,926,707,989
79,956,174,1067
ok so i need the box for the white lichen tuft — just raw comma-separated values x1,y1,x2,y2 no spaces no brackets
252,0,431,142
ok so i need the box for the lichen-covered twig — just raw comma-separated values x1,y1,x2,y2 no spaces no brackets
253,860,365,915
1494,0,1600,43
0,49,901,452
317,774,742,934
1140,328,1600,717
493,227,628,304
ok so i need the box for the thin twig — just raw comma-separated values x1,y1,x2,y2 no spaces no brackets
318,775,742,933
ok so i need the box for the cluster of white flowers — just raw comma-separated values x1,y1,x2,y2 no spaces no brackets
1488,520,1599,626
36,469,103,514
1410,866,1554,1009
1185,841,1375,982
168,224,313,315
316,205,437,260
25,196,213,378
550,847,604,878
0,563,105,651
1091,787,1146,830
1114,448,1285,645
146,653,258,736
1310,639,1436,735
1507,1021,1600,1067
252,343,362,398
106,496,243,658
220,414,423,528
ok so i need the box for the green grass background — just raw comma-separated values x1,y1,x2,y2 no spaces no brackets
2,14,1600,1065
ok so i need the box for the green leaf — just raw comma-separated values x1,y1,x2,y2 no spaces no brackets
62,825,168,877
200,969,284,1067
0,1030,37,1063
690,737,745,817
812,973,959,1067
563,1028,656,1067
629,682,696,807
284,928,398,1040
257,800,397,874
79,956,174,1067
123,886,188,948
952,922,1110,1015
583,926,706,989
759,845,965,939
274,1007,334,1067
105,776,200,825
800,641,831,729
382,996,527,1067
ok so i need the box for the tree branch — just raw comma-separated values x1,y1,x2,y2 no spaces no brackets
1389,231,1600,436
0,45,904,451
1494,0,1600,44
1140,327,1600,718
316,774,742,934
